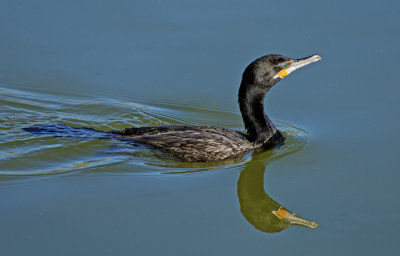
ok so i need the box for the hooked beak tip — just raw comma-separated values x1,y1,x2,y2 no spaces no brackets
312,54,322,61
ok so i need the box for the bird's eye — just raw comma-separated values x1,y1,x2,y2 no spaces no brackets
283,64,288,68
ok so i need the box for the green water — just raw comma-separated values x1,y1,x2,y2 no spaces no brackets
1,0,400,255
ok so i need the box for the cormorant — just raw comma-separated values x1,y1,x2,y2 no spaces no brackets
112,54,321,162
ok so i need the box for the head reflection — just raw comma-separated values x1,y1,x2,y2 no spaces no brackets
237,152,318,233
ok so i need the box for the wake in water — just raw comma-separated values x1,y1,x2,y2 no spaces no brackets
1,86,309,175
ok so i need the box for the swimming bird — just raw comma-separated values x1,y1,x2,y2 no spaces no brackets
112,54,321,162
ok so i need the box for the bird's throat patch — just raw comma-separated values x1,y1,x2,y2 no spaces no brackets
272,207,289,219
276,68,289,78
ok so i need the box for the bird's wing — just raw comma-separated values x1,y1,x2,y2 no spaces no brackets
131,128,252,161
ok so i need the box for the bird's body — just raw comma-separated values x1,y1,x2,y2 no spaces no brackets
113,124,285,161
112,54,321,162
113,125,253,161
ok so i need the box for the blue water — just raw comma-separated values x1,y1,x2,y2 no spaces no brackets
1,0,400,255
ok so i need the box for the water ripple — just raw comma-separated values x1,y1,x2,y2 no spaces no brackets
0,86,309,176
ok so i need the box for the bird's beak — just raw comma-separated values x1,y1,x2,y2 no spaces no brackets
274,54,322,79
272,207,318,229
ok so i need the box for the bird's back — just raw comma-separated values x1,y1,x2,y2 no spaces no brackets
112,125,254,161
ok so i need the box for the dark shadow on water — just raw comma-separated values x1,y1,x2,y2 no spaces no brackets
238,152,318,233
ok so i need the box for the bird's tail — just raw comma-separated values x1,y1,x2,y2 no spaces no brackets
23,123,115,139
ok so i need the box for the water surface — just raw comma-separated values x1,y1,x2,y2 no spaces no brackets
1,0,400,255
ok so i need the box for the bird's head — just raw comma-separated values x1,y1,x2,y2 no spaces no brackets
241,54,322,91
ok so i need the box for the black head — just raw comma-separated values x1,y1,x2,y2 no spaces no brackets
240,54,322,92
241,54,291,90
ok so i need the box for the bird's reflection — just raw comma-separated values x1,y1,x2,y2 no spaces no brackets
237,151,318,233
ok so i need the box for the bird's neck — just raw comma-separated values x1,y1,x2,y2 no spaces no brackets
239,86,278,144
